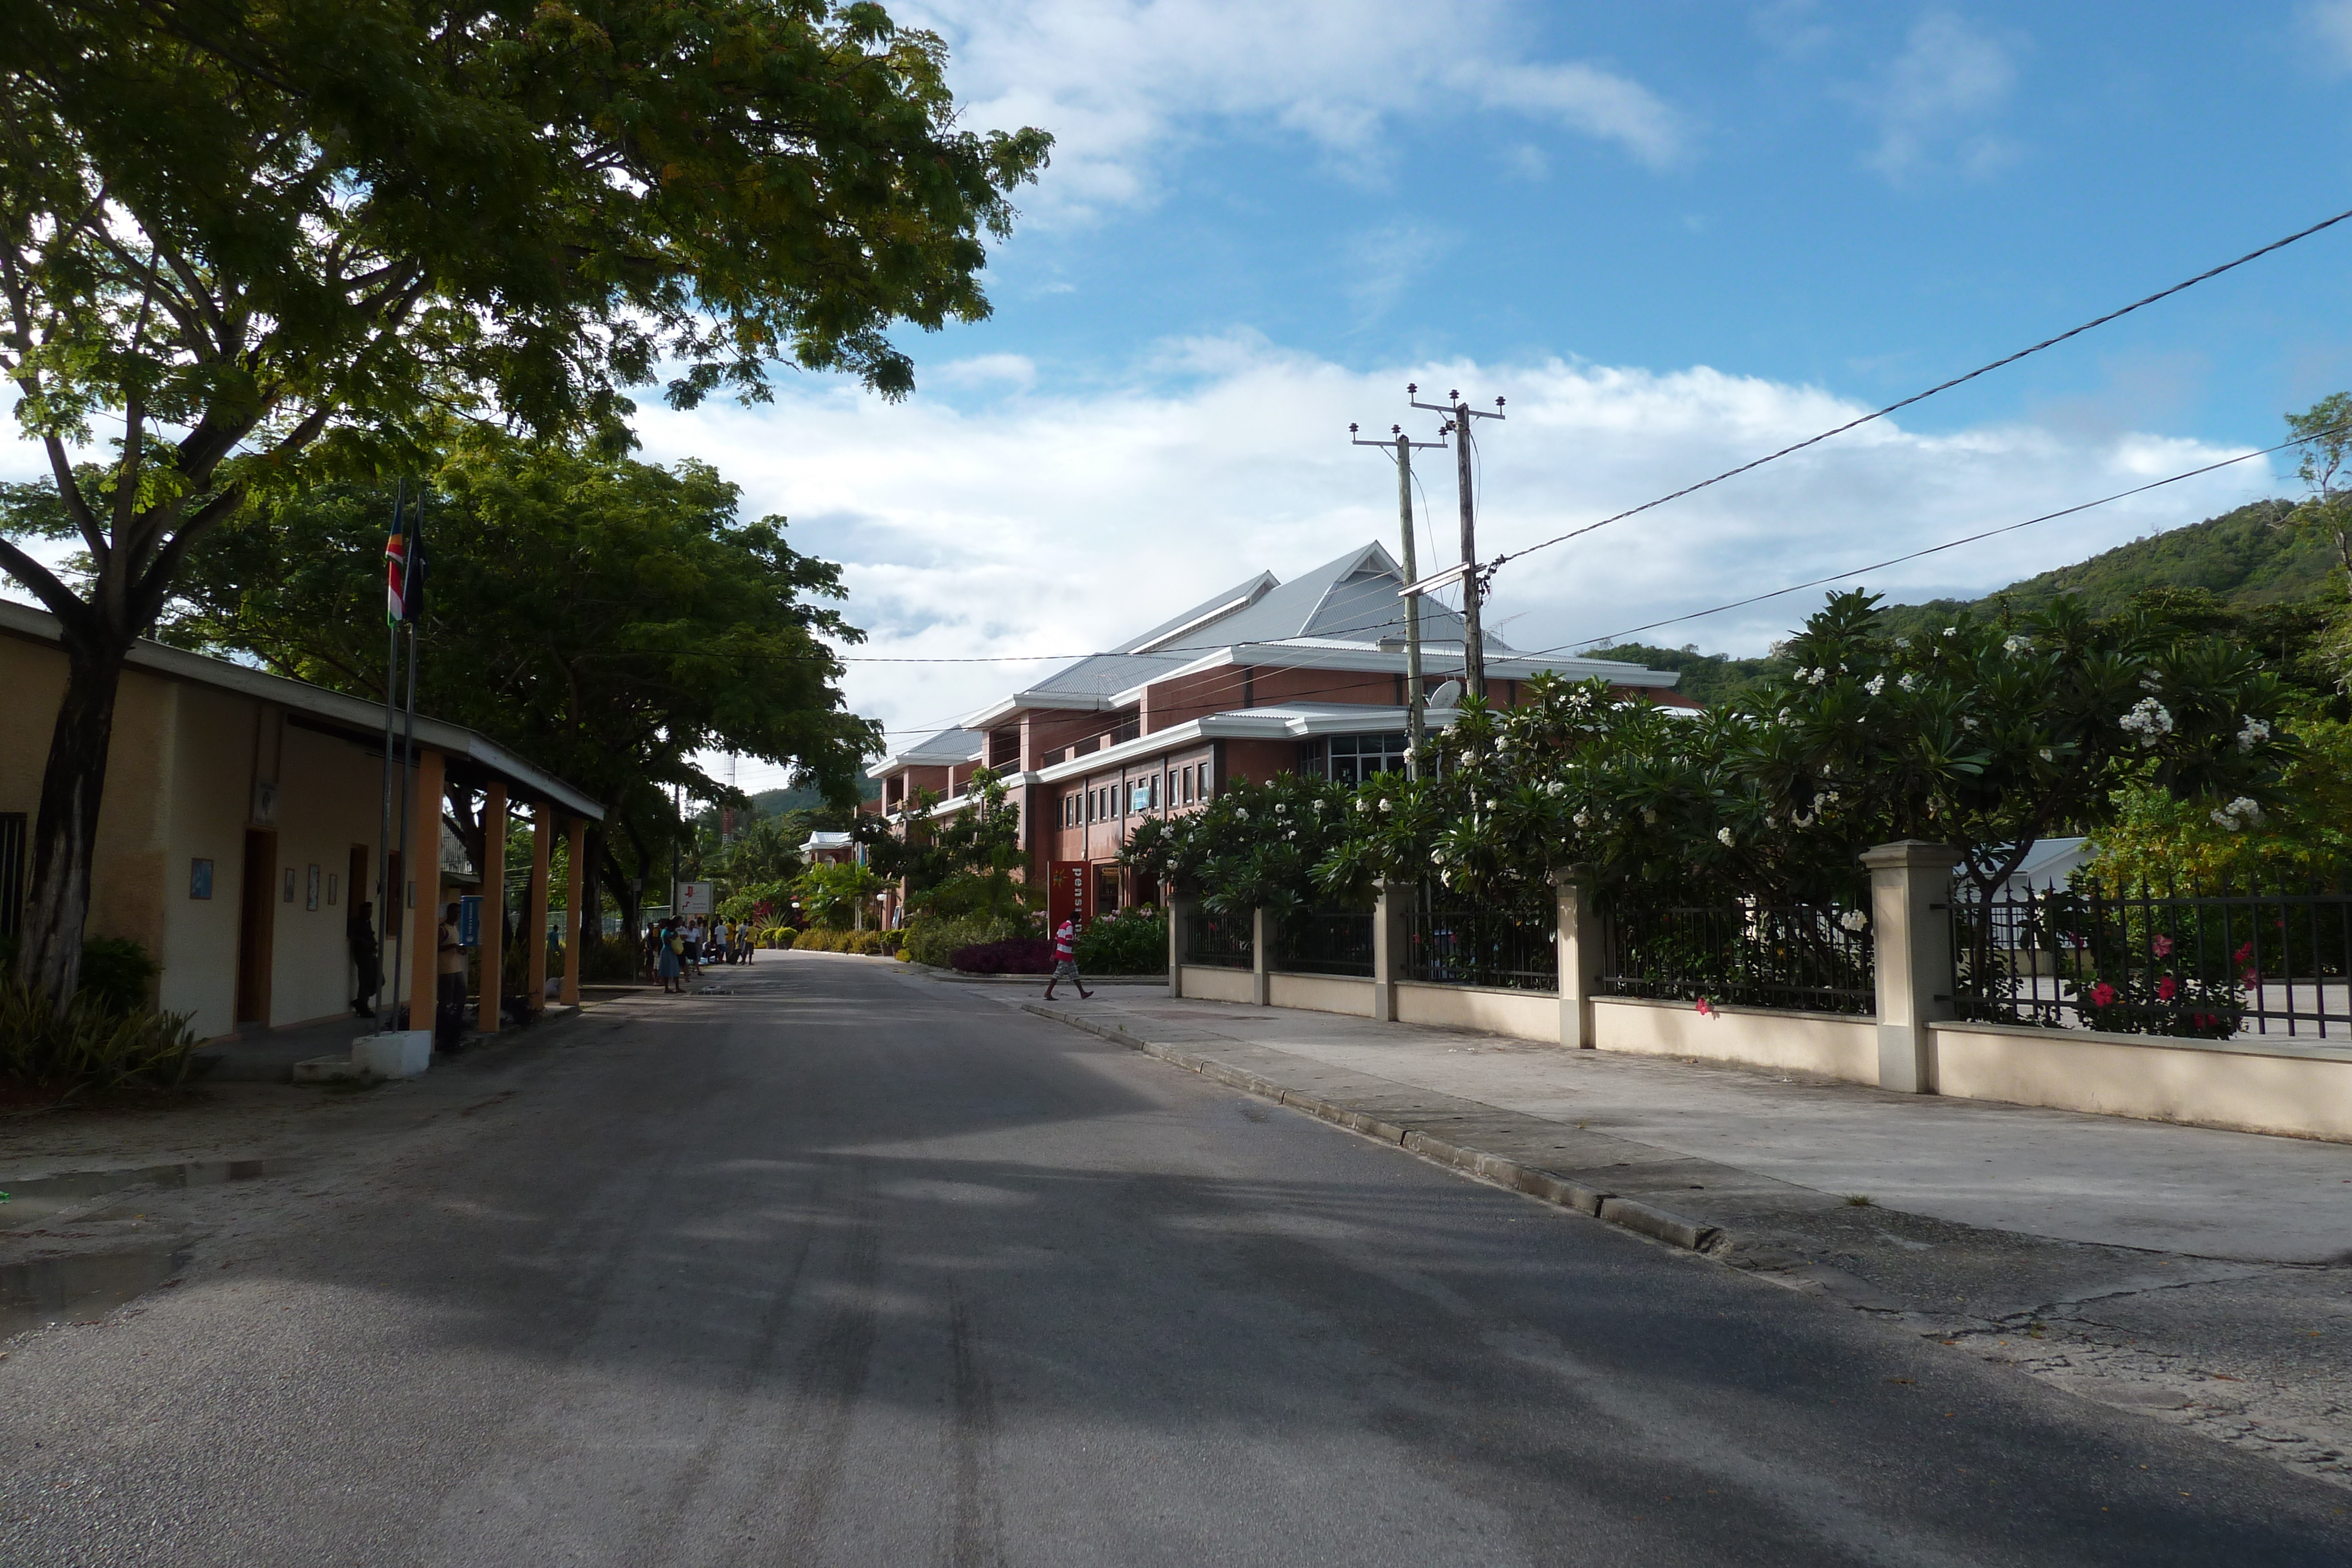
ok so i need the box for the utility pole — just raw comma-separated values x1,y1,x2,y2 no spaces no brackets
1350,419,1447,777
1407,383,1505,700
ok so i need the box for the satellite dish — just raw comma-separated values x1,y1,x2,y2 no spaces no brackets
1426,680,1464,710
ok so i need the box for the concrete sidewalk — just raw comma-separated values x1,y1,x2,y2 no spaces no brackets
960,983,2352,1487
1011,992,2352,1266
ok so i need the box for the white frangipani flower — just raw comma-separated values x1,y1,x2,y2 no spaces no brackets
1716,827,1735,848
1863,674,1886,696
2119,697,2174,746
1897,673,1919,693
1838,910,1867,932
1573,810,1593,829
2003,634,2030,654
2236,717,2271,753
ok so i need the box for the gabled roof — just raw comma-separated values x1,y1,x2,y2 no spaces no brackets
918,541,1682,749
871,725,985,775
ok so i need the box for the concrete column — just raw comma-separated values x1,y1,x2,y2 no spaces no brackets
1168,893,1195,999
405,747,446,1035
1551,864,1604,1049
477,782,508,1034
1371,879,1407,1023
1860,840,1963,1094
526,803,552,1016
560,816,586,1007
1250,906,1271,1007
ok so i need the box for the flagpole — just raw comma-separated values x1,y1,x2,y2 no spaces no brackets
392,484,426,1030
375,479,406,1034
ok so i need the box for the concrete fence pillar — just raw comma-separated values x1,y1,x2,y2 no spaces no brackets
1860,840,1963,1094
477,782,508,1035
560,816,585,1008
1372,879,1408,1023
1250,906,1271,1007
1168,894,1196,999
1551,864,1604,1049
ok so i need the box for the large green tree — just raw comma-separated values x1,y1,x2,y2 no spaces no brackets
161,434,880,938
0,0,1047,1003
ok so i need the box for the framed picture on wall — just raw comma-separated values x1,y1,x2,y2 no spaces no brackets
326,872,339,908
189,858,214,900
305,864,320,911
283,865,297,903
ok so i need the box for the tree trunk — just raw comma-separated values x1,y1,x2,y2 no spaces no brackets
15,631,129,1009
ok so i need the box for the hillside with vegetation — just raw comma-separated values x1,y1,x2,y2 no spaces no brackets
1588,497,2349,711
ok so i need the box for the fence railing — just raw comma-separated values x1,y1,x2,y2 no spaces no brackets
1600,900,1875,1015
1404,902,1558,991
1185,911,1254,969
1272,911,1375,977
1953,880,2352,1039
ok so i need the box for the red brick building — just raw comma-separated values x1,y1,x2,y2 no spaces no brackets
870,542,1685,927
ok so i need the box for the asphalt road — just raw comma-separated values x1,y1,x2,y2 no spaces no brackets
4,952,2349,1566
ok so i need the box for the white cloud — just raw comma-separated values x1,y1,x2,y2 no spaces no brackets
2308,1,2352,70
1859,11,2020,182
632,339,2271,747
899,1,1688,219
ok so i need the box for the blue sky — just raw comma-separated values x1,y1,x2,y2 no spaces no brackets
16,2,2352,784
642,1,2352,773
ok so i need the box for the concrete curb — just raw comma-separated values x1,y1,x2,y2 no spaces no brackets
1023,1002,1721,1255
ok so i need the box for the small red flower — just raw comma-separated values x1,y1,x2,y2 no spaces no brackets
2151,934,2173,958
2089,981,2116,1008
1695,997,1715,1017
2234,941,2254,965
2155,975,2177,1001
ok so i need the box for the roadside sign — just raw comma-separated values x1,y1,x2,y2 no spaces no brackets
674,881,713,915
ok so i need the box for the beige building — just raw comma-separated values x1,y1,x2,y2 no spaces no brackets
1,602,603,1041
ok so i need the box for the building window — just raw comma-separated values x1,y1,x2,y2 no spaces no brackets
1197,761,1211,799
0,813,24,940
1180,767,1193,806
1322,733,1410,785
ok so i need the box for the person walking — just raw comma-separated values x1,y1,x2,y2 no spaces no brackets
656,919,684,993
1043,916,1091,1001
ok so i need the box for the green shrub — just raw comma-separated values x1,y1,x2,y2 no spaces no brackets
577,932,641,984
1076,907,1168,975
75,936,159,1014
0,977,199,1098
901,912,1020,968
767,927,798,950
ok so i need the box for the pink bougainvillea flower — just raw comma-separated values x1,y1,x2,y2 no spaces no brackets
2156,975,2177,1001
2151,934,2173,958
2090,982,2117,1008
1695,997,1716,1017
2234,941,2255,965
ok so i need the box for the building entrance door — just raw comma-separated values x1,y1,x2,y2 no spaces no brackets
1093,862,1122,920
234,828,277,1026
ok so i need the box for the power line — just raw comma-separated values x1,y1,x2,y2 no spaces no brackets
1482,202,2352,580
1540,424,2338,654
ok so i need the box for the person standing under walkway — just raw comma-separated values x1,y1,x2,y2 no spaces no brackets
348,901,380,1019
436,902,467,1051
1044,916,1091,1001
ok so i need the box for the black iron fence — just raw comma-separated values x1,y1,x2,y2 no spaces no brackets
1405,902,1558,991
1272,911,1375,978
1953,880,2352,1039
1185,911,1254,969
1600,900,1875,1015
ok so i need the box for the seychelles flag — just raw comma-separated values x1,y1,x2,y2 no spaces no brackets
384,490,425,625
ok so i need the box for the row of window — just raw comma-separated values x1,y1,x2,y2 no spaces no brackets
1063,760,1214,829
1311,732,1411,785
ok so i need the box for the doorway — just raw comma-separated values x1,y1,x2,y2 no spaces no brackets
1093,862,1122,920
234,828,277,1026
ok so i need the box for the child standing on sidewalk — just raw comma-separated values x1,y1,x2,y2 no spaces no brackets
1044,916,1091,1001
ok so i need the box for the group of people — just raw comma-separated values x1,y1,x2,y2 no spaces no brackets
642,915,761,994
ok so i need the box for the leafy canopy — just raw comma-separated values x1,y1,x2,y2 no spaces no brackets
0,0,1050,634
